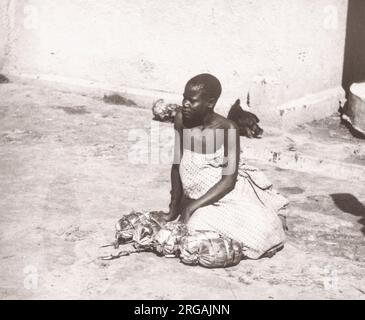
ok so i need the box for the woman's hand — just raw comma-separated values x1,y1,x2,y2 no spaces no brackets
178,196,199,224
162,199,180,223
150,211,173,224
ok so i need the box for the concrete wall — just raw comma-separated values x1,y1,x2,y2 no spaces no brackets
1,0,349,127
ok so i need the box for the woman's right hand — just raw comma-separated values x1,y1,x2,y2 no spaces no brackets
150,211,174,224
178,196,199,224
165,200,180,222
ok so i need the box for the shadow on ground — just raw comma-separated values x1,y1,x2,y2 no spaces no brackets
330,193,365,235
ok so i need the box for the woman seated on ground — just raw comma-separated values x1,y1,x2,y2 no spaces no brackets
161,74,287,259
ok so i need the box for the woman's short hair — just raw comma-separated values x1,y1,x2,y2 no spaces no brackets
186,73,222,101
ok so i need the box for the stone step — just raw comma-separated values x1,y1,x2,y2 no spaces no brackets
241,127,365,182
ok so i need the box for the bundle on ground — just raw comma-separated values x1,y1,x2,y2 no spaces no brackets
154,223,189,257
111,214,244,268
179,231,243,268
115,210,165,246
132,217,163,250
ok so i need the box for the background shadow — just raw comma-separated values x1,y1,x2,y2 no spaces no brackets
330,193,365,235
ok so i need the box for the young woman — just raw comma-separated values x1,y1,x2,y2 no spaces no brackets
161,74,287,259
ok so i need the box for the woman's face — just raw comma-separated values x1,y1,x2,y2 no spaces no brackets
182,85,211,128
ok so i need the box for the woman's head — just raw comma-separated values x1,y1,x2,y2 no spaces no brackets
182,74,222,127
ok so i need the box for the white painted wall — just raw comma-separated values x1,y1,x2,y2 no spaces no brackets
0,0,349,126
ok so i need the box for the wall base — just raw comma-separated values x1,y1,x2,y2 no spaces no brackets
6,72,346,129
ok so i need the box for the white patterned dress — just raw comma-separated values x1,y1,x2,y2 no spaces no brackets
180,146,287,259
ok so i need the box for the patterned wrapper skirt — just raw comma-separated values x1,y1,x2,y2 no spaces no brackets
180,147,287,259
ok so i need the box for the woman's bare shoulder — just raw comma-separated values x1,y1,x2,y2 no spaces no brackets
213,113,238,130
174,109,183,130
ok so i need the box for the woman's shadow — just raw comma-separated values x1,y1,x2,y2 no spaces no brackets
330,193,365,235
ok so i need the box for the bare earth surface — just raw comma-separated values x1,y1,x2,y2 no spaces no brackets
0,83,364,300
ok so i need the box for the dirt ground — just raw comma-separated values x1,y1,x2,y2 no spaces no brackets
0,83,364,300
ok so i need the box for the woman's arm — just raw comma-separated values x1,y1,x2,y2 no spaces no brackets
164,111,184,221
179,123,240,223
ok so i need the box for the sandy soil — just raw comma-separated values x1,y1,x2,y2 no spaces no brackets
0,83,364,300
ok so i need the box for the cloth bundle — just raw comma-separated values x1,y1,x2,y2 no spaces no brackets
154,223,189,257
152,99,180,122
110,211,244,268
180,231,243,268
115,210,163,246
132,217,163,250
